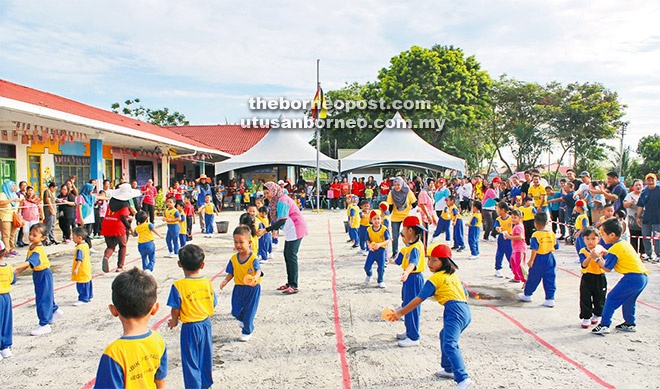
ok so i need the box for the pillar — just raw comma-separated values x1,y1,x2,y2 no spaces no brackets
161,152,170,190
90,139,103,191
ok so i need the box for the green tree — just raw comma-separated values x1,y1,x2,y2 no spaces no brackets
629,134,660,179
111,98,190,126
545,82,625,178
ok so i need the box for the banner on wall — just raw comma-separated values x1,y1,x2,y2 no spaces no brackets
135,165,153,187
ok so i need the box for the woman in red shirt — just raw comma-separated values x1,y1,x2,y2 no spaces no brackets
351,177,360,197
379,179,391,202
340,177,351,209
357,177,366,198
330,178,341,210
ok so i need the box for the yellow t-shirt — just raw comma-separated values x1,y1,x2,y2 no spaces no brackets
367,225,390,248
359,210,371,227
349,204,360,228
387,191,417,222
98,330,166,388
604,240,649,275
71,242,92,283
0,263,15,294
575,213,589,230
179,218,187,235
165,208,180,225
528,185,547,208
229,252,261,286
426,271,468,305
495,215,513,235
530,230,558,255
251,235,258,254
168,277,215,323
27,244,50,271
578,247,605,275
398,241,426,273
256,215,270,230
204,202,215,214
469,213,482,228
520,205,536,221
135,222,155,244
441,205,459,221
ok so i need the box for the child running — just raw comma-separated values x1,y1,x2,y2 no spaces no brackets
94,268,167,387
493,201,513,278
468,202,482,260
503,209,527,283
432,196,458,243
176,201,188,249
389,216,426,347
0,241,15,360
203,194,219,237
167,244,216,388
577,227,607,328
348,196,360,248
163,197,182,258
184,196,195,241
13,223,63,335
134,210,163,273
518,213,558,307
71,226,93,305
256,206,273,263
220,225,262,341
389,243,472,389
591,218,649,335
359,200,372,256
364,210,391,288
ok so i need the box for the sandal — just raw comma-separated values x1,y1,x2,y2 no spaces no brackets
282,287,299,294
277,285,289,291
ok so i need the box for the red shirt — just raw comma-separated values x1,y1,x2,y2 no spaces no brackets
101,206,131,236
184,203,195,216
174,187,183,201
357,182,365,197
141,186,157,205
340,182,350,196
379,181,390,195
351,182,360,196
330,183,341,198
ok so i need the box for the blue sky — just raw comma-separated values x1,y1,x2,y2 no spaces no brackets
1,0,659,151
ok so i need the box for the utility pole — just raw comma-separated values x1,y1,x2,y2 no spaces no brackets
619,123,627,178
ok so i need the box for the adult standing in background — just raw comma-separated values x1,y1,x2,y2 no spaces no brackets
433,178,451,219
130,180,142,214
196,174,213,230
57,184,76,244
520,171,532,198
636,173,660,262
509,176,522,206
330,178,341,210
625,180,643,255
141,179,157,223
566,169,582,192
457,177,473,212
42,181,58,246
379,177,391,202
482,177,501,241
263,181,308,294
387,177,418,258
340,177,351,208
0,181,20,256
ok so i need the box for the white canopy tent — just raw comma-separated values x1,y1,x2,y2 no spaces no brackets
339,112,467,173
214,122,338,173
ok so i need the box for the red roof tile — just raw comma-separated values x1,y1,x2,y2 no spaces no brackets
164,125,270,155
0,78,219,152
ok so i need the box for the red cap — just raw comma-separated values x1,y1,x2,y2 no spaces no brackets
438,178,446,184
492,176,503,183
369,210,381,219
402,216,427,231
427,243,452,258
379,202,388,212
575,200,586,207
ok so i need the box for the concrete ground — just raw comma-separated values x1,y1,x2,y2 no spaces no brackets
1,209,658,388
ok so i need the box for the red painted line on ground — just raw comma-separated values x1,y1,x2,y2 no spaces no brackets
81,266,227,389
462,282,614,389
327,219,352,389
557,267,660,312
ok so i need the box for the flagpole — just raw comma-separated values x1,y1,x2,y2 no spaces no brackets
316,58,321,213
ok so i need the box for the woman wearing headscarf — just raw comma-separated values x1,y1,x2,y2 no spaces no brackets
0,181,20,256
482,177,502,241
75,183,97,236
263,181,308,294
101,183,140,273
196,174,213,231
386,176,418,258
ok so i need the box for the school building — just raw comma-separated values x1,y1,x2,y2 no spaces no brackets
0,79,230,193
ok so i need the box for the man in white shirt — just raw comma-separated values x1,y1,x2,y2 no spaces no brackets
457,178,473,212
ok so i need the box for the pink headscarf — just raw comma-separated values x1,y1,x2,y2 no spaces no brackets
264,181,283,221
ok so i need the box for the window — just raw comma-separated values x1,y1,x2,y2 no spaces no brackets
54,155,91,187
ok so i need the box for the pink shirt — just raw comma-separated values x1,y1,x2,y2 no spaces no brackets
22,200,40,221
416,190,434,224
511,223,527,253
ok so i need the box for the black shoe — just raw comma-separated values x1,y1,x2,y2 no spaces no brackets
457,247,465,252
615,322,637,332
50,240,59,245
591,324,610,335
557,236,565,241
351,244,359,248
16,242,26,248
451,246,459,250
346,239,353,243
391,252,398,259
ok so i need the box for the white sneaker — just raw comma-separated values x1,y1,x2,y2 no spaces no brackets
542,299,555,308
237,321,244,329
469,255,479,260
89,248,97,254
517,293,532,302
239,333,252,342
457,378,473,389
51,309,64,323
362,250,369,256
495,270,504,278
165,253,175,258
1,348,12,358
591,315,601,324
364,276,372,285
30,324,52,336
259,259,269,264
73,301,88,306
435,369,454,379
397,338,420,347
581,319,591,328
268,253,273,259
396,332,407,340
378,282,386,289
